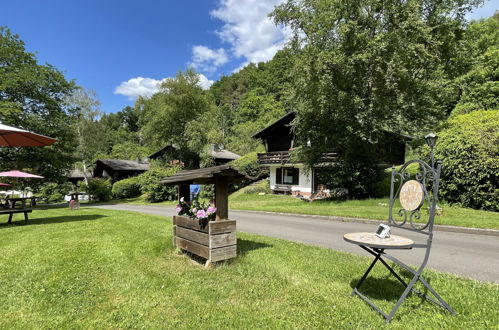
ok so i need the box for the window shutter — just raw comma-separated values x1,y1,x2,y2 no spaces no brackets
276,168,282,184
292,168,299,185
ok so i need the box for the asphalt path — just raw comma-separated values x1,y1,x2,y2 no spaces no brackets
90,204,499,283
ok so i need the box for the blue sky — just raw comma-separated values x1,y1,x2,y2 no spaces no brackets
1,0,497,113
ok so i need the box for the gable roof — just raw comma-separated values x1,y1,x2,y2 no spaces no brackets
148,144,240,161
160,165,250,185
210,148,240,160
252,112,295,139
96,159,150,171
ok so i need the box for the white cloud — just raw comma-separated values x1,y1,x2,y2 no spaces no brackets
115,74,213,100
211,0,291,64
114,77,165,100
190,45,229,73
190,0,290,75
198,74,215,90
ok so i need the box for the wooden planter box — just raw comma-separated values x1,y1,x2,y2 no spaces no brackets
173,215,237,263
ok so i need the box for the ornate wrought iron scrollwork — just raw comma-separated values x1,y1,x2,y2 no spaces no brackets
388,159,438,232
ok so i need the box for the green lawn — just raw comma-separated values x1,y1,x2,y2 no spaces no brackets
229,193,499,230
0,208,497,328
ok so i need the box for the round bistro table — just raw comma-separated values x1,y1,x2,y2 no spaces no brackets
343,232,414,250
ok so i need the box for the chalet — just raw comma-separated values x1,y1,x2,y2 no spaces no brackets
148,144,240,167
93,159,150,182
66,169,92,185
252,112,407,197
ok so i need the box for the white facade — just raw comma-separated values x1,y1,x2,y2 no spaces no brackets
269,164,313,196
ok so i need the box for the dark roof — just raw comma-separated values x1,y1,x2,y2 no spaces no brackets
252,112,295,139
147,144,179,159
96,159,150,171
160,165,251,185
149,144,240,161
252,111,413,140
66,169,92,178
210,148,240,160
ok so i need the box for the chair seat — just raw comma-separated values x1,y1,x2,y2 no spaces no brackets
343,232,414,250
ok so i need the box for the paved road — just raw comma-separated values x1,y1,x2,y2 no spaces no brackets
91,204,499,283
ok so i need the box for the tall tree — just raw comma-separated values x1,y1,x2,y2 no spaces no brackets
65,87,107,183
271,0,482,165
140,69,211,154
0,27,76,181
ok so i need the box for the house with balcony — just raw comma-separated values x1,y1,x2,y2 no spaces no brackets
252,112,407,197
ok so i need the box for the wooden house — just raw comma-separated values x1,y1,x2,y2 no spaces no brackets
148,144,240,167
252,112,407,197
66,169,92,185
93,159,150,183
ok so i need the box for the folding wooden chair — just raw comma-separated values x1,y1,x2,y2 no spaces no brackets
344,159,456,322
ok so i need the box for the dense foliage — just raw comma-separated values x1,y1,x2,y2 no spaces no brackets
0,27,76,181
37,182,74,203
111,176,141,199
2,7,497,208
84,179,112,202
135,166,181,203
433,111,498,211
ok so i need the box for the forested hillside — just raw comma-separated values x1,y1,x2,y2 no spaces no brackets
1,6,496,209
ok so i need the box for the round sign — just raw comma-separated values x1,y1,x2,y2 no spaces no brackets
399,180,424,211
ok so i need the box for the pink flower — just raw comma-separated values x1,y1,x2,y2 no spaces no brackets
175,205,182,212
207,206,217,214
196,209,207,219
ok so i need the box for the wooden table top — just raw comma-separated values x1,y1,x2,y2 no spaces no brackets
343,232,414,249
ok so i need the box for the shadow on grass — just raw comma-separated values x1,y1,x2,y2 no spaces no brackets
349,277,407,301
0,214,107,227
237,238,273,257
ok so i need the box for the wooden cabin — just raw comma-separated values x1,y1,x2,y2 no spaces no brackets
252,112,407,197
66,169,92,185
93,159,150,183
148,144,240,167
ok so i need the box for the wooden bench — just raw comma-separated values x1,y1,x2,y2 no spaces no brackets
273,184,292,194
0,209,32,224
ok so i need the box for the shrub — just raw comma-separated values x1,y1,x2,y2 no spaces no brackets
243,180,271,194
84,178,112,202
137,166,181,203
37,182,74,203
430,110,498,210
112,176,141,199
229,152,268,179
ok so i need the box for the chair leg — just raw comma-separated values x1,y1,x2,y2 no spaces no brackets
419,276,456,315
352,251,382,295
386,274,420,322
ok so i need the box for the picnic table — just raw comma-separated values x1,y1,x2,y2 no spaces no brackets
0,197,35,224
6,196,36,209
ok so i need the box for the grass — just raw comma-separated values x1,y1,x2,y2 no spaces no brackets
0,207,498,328
229,193,499,230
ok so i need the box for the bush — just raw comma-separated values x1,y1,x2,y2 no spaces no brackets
229,152,268,179
431,110,498,210
84,179,112,202
243,180,271,194
112,176,141,199
37,182,74,203
136,166,181,203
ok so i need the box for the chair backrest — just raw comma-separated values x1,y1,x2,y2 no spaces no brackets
388,159,442,235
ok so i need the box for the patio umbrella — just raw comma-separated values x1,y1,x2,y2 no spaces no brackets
0,123,57,147
0,170,44,197
0,170,44,179
0,183,11,186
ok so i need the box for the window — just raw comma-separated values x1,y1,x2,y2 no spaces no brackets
276,167,299,185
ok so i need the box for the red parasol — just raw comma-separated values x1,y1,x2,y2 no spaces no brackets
0,123,57,147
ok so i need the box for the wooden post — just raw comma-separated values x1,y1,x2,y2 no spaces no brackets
214,175,229,221
178,184,190,203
